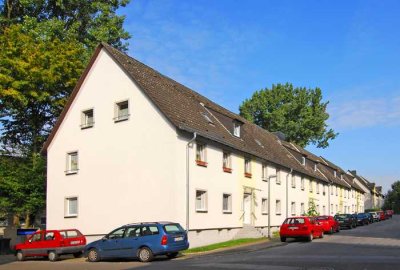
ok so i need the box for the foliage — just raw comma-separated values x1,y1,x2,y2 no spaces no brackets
305,199,319,217
239,83,338,148
183,238,266,254
383,181,400,214
0,154,46,228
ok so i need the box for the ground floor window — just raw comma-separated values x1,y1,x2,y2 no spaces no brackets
222,193,232,213
65,197,78,217
275,200,281,215
262,198,268,214
195,190,208,212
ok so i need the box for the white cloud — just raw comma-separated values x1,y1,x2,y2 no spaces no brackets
328,96,400,130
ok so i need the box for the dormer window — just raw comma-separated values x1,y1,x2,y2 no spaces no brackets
302,156,306,166
233,122,241,137
334,170,337,178
314,164,317,172
340,174,343,180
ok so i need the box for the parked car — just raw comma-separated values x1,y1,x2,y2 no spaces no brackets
351,214,359,227
356,213,370,226
365,213,374,223
279,217,324,242
334,214,356,229
368,211,380,222
84,222,189,262
377,211,386,221
316,215,340,234
385,210,394,218
15,229,86,262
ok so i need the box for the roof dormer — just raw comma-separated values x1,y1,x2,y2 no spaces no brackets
233,121,241,137
301,156,306,166
334,170,337,178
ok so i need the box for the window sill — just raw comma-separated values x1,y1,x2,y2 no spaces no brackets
292,186,296,188
262,213,268,215
262,178,268,182
196,209,208,213
65,170,78,175
276,182,281,185
276,213,281,216
223,211,232,214
64,215,78,219
114,115,130,123
196,160,208,167
244,172,252,178
80,124,94,129
223,167,232,173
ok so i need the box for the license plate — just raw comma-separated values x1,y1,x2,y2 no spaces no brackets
288,226,298,230
70,240,80,245
174,237,184,242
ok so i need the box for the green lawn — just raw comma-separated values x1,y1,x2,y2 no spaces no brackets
183,237,267,254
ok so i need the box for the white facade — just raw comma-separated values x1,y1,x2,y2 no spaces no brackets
46,46,370,248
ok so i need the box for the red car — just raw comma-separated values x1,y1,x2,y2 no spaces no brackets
377,211,386,221
385,210,394,218
316,215,340,234
280,216,324,242
15,229,86,262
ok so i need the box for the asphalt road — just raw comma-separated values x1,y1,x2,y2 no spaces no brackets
1,215,399,270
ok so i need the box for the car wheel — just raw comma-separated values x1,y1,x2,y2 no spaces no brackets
48,251,58,262
307,233,313,242
73,252,83,258
16,251,25,261
166,252,179,259
138,247,154,263
280,236,286,242
87,248,100,262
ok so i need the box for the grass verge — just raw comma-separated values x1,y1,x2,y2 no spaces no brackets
182,237,267,254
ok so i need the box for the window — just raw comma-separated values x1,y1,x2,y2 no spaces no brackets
336,186,338,196
107,227,125,239
222,152,232,172
331,185,333,195
81,109,94,129
301,203,305,215
30,232,42,242
291,175,296,188
334,170,337,178
331,204,333,214
302,156,306,166
323,205,326,215
222,193,232,213
323,185,326,195
196,144,207,166
335,204,338,213
65,197,78,217
317,204,320,214
195,190,207,212
276,170,281,185
114,100,129,122
233,122,241,137
314,164,317,172
262,164,267,181
45,232,55,241
125,226,141,238
316,183,320,194
309,180,313,193
262,198,268,214
141,225,159,236
66,152,78,174
291,202,296,216
275,200,281,215
301,177,305,190
244,158,252,177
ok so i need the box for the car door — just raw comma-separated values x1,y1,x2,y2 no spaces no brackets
43,231,58,253
99,227,126,258
116,226,142,258
25,232,44,256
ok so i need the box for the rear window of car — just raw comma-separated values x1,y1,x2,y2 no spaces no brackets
59,230,81,238
316,217,328,221
163,224,184,234
284,218,305,224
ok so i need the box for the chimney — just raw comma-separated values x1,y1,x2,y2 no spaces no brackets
349,170,357,175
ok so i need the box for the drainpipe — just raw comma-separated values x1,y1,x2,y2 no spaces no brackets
267,174,276,239
286,169,293,219
328,183,331,215
186,132,197,232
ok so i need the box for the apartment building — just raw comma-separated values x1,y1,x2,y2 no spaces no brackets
43,43,373,247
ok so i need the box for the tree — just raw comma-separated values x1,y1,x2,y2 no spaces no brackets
383,181,400,214
239,83,338,148
305,199,319,217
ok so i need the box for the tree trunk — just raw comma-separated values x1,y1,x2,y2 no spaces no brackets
24,212,31,228
12,214,19,227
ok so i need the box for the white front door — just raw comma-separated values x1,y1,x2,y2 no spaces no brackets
243,194,251,225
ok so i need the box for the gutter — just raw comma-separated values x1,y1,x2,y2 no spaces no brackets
186,132,197,232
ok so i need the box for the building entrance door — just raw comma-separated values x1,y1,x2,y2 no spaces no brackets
243,194,251,225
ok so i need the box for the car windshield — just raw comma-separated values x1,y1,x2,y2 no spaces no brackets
163,224,184,234
284,218,305,224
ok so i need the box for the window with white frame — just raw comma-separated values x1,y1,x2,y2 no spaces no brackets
114,100,129,122
65,197,78,217
301,203,305,215
222,193,232,213
336,186,338,196
262,164,267,181
222,152,231,171
233,122,241,137
66,152,78,174
309,180,313,193
275,200,281,215
195,190,207,212
335,204,338,213
244,158,251,176
323,184,326,195
262,198,268,214
302,156,306,166
291,175,296,188
301,177,305,190
81,109,94,129
323,205,326,215
196,143,207,165
317,204,320,214
331,204,333,214
276,170,281,185
316,182,320,194
334,170,337,178
291,202,296,216
331,185,333,195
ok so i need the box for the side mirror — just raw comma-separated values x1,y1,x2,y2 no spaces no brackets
101,236,107,241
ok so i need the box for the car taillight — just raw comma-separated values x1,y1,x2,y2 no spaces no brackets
161,235,168,245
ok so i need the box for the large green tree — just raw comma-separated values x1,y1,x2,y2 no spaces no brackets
239,83,338,148
383,181,400,214
0,0,131,226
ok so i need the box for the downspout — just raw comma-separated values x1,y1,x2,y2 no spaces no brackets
267,174,277,239
328,183,331,215
286,169,293,219
186,132,197,232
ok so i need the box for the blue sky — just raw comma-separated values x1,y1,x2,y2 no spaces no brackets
120,0,400,192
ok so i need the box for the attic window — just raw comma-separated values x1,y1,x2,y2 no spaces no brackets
301,156,306,166
233,122,241,137
314,164,317,172
334,171,337,178
340,174,343,180
201,113,214,125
